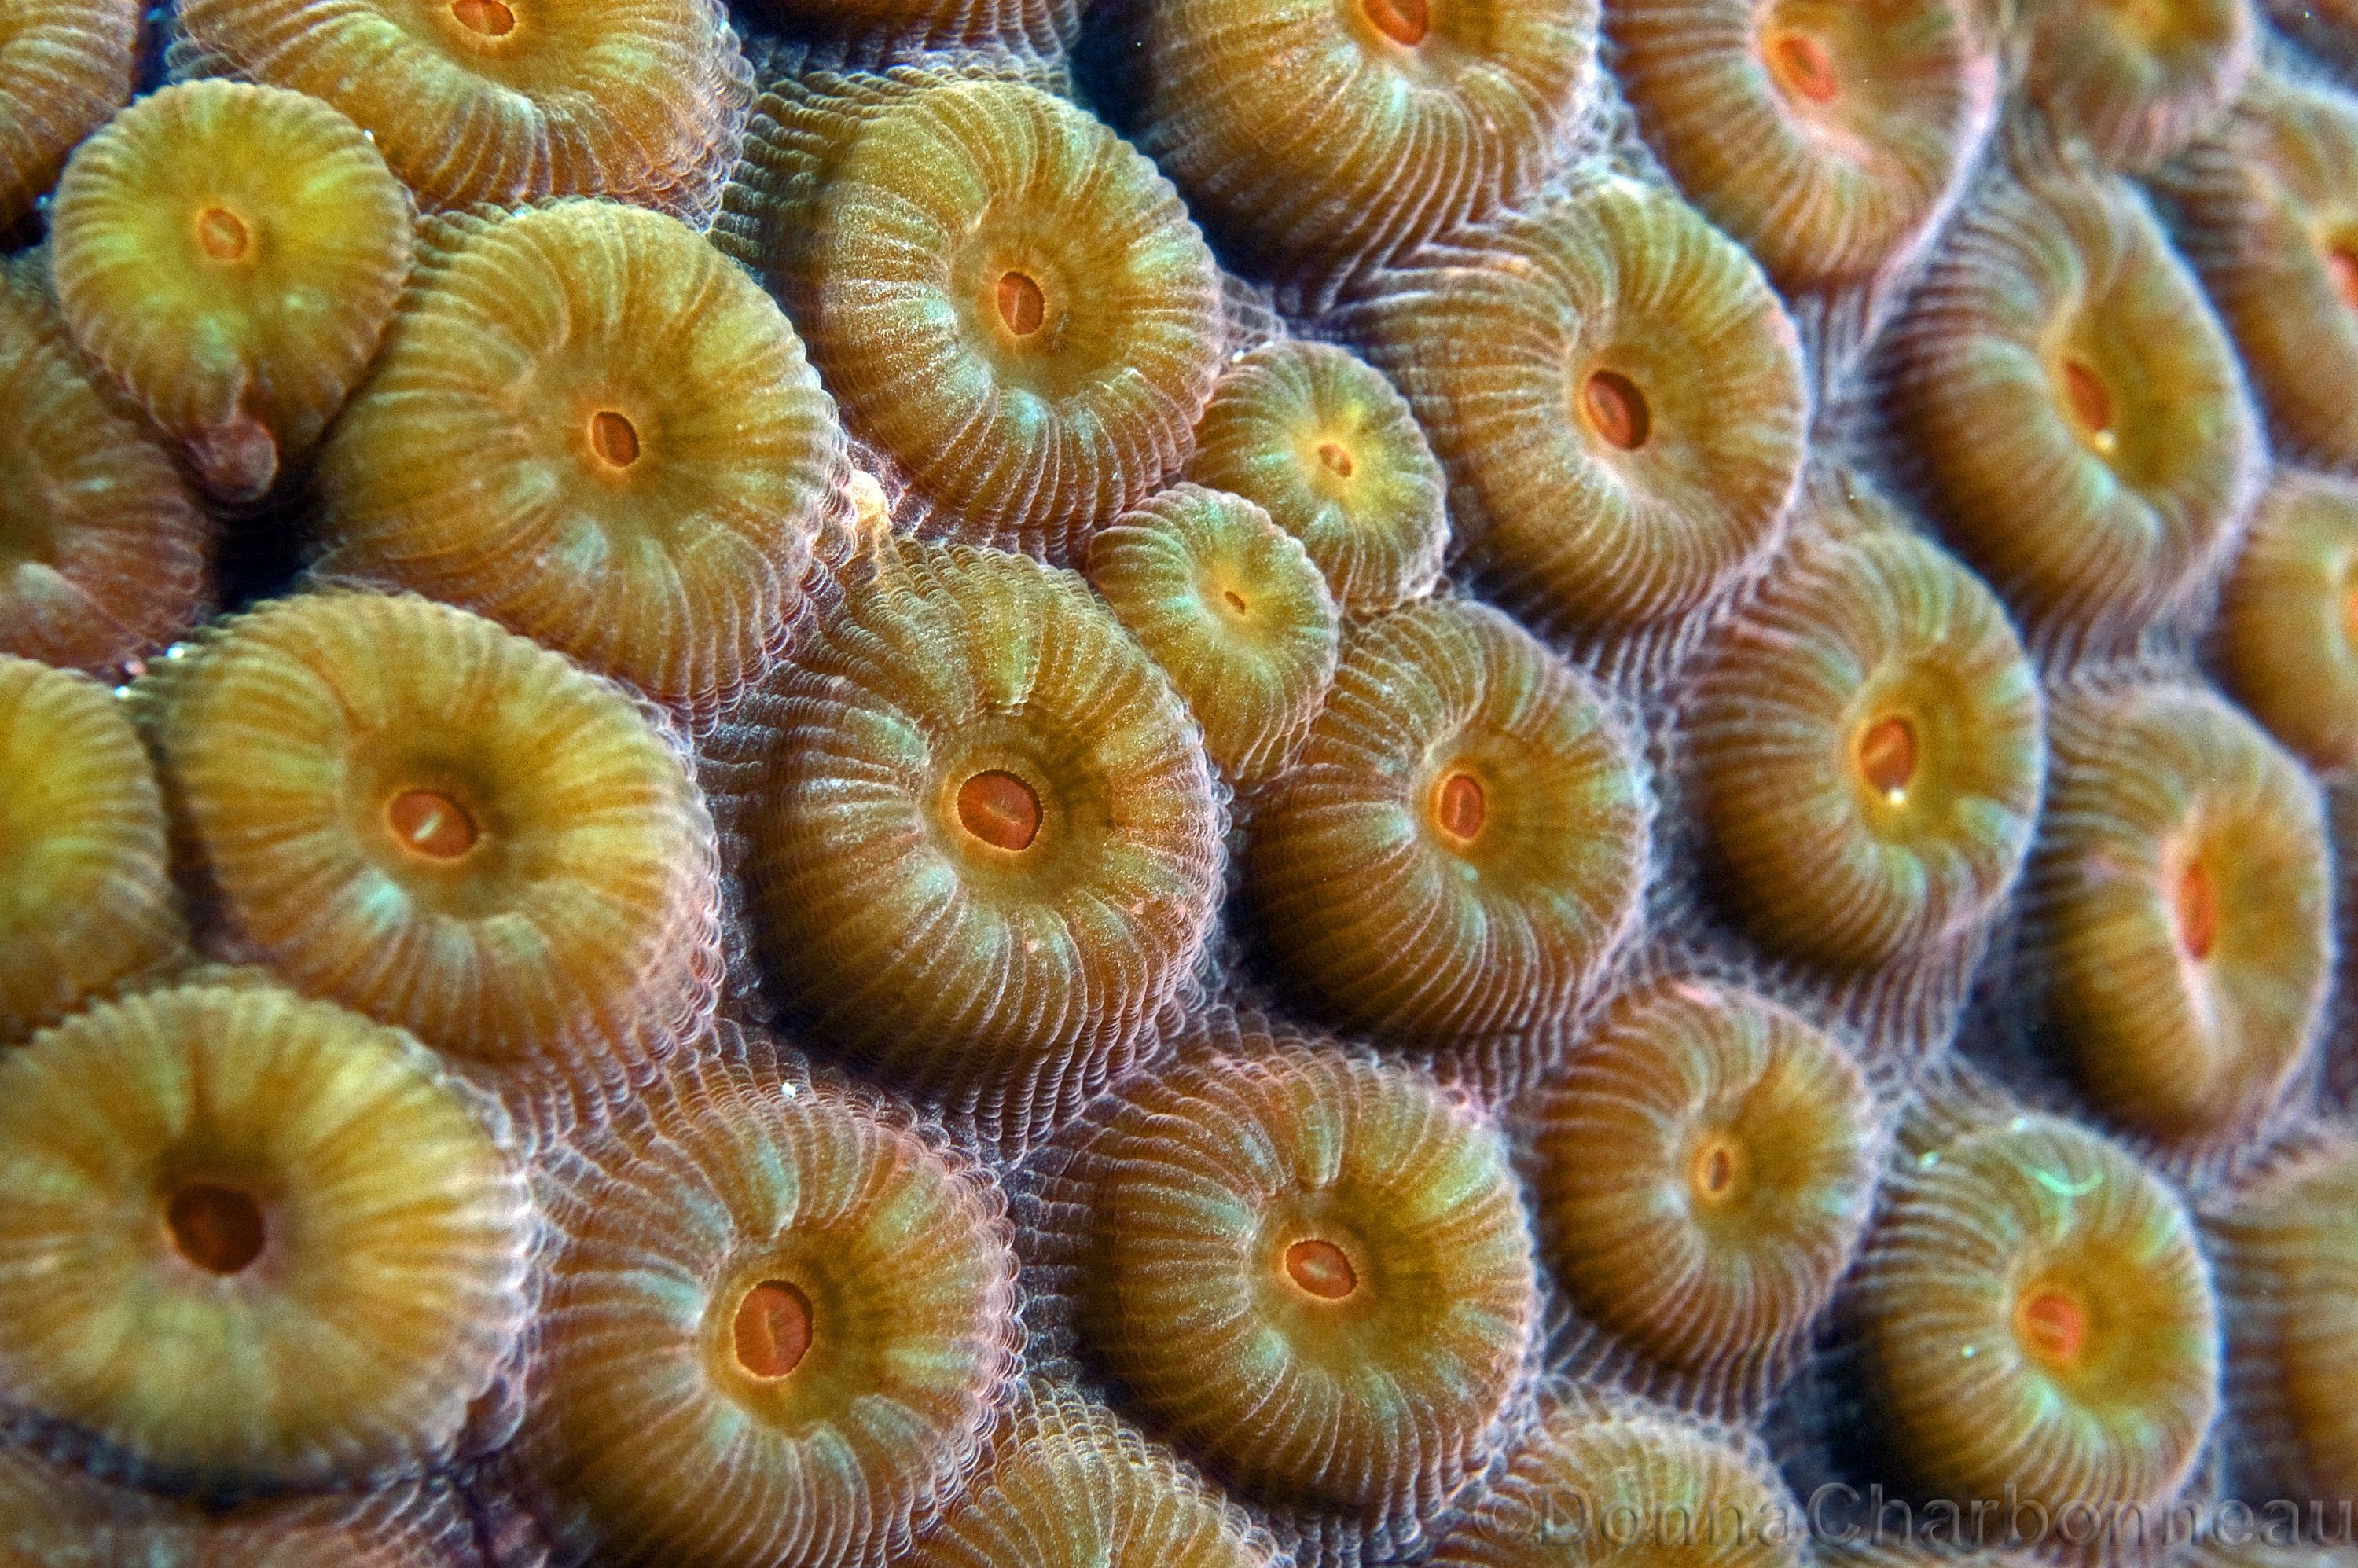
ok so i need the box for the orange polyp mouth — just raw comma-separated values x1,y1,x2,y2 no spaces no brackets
1363,0,1430,46
1317,441,1357,479
2174,857,2219,962
1767,30,1840,105
1857,714,1919,799
451,0,516,35
195,207,250,263
590,410,641,469
167,1182,266,1276
733,1280,814,1379
957,769,1042,852
1581,369,1651,451
1284,1238,1359,1299
386,788,479,861
1223,588,1251,615
2324,245,2358,313
1691,1136,1743,1203
2015,1285,2090,1368
2061,357,2117,453
997,270,1046,336
1434,769,1487,843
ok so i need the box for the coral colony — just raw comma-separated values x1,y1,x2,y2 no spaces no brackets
2,0,2357,1563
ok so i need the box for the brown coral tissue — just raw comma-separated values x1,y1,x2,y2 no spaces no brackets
320,199,844,714
1607,0,1996,291
516,1045,1019,1567
1133,0,1598,279
173,0,752,220
0,656,183,1043
1882,162,2260,646
902,1383,1278,1568
0,255,208,674
1688,520,2044,970
0,980,534,1495
2029,682,2330,1147
1079,1043,1535,1521
1251,598,1648,1043
138,590,720,1090
49,80,412,501
750,542,1223,1137
0,0,138,231
2207,1138,2358,1504
1527,979,1878,1387
1350,177,1808,633
806,80,1222,560
1849,1107,2220,1514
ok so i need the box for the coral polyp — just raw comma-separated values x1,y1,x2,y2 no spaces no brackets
1851,1110,2220,1511
49,81,411,502
0,981,533,1493
516,1045,1018,1568
750,543,1222,1135
1429,1394,1804,1568
903,1385,1277,1568
173,0,752,219
2029,684,2330,1144
0,0,136,231
2154,74,2358,471
2207,1139,2358,1504
1081,1043,1535,1518
1182,340,1449,617
1528,979,1878,1382
2215,471,2358,773
319,199,844,713
1607,0,1995,289
1133,0,1597,277
1883,163,2259,642
0,256,208,677
1352,178,1807,632
2016,0,2254,170
1688,520,2044,969
139,591,718,1086
1086,483,1340,786
807,80,1222,560
755,0,1078,52
1251,598,1647,1043
0,658,182,1043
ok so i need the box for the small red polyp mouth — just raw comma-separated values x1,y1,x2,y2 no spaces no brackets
957,769,1042,852
2060,357,2117,453
451,0,516,36
1434,769,1486,844
733,1280,814,1379
196,207,250,263
997,271,1046,336
1285,1238,1358,1299
167,1182,266,1276
386,788,479,861
2173,857,2218,963
1363,0,1429,46
1857,714,1919,799
2015,1284,2089,1369
1767,30,1840,105
1582,369,1651,451
590,410,641,469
